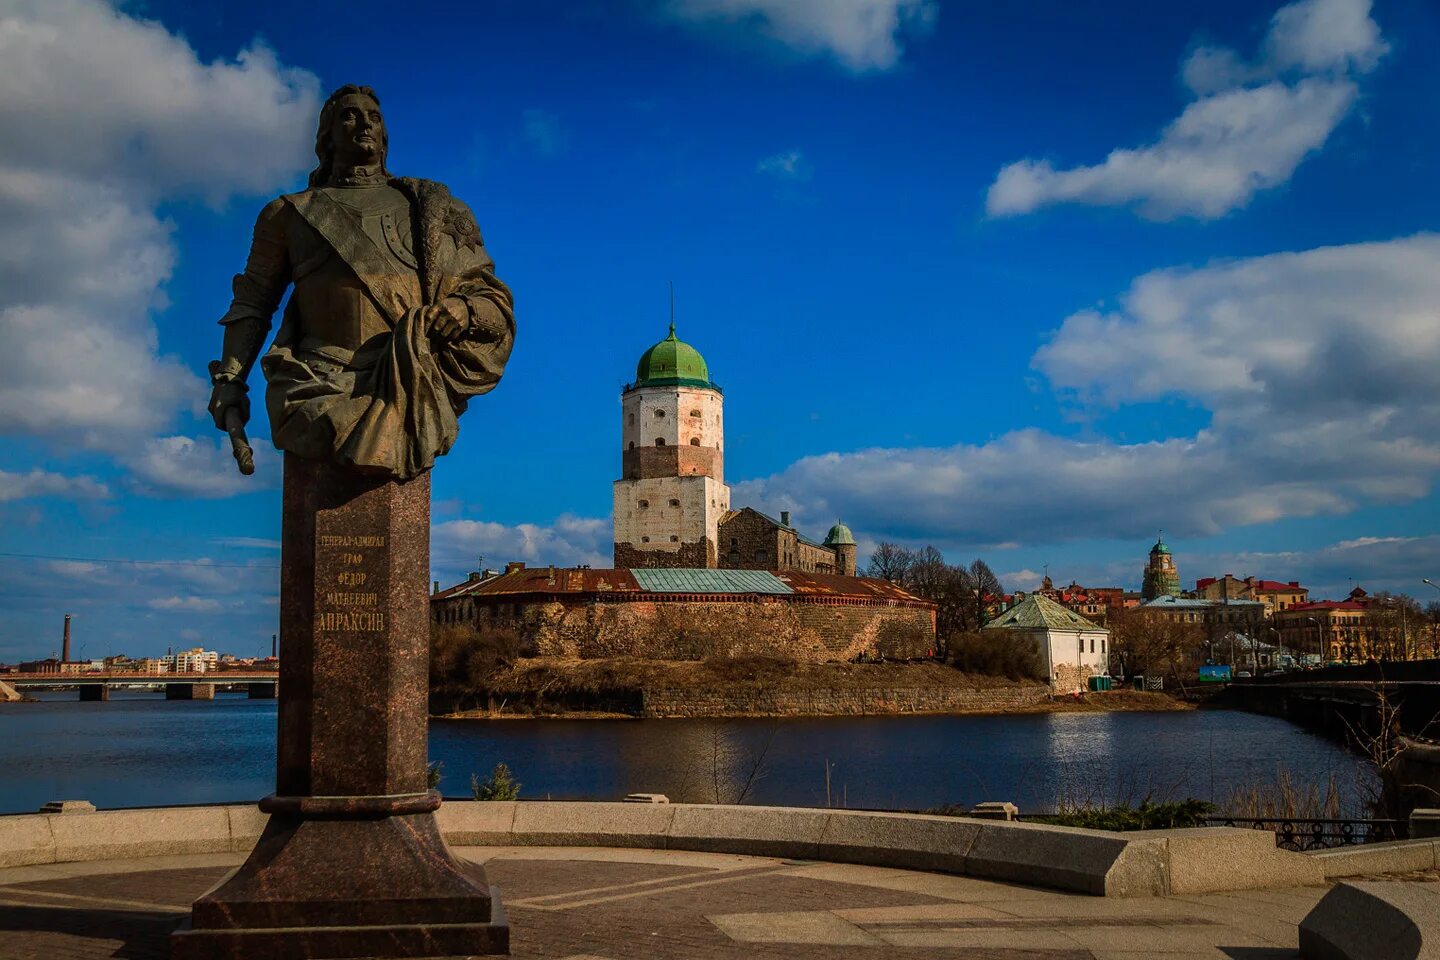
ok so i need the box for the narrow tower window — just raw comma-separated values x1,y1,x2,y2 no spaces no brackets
689,438,700,446
654,409,665,418
655,438,666,446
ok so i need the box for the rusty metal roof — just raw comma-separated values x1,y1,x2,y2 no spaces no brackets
773,571,931,604
632,568,792,594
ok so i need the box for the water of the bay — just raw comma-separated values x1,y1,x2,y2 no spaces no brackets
0,691,1371,815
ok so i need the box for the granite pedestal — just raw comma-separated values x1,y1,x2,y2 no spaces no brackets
172,455,507,958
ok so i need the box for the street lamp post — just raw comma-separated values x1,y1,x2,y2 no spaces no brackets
1305,616,1326,666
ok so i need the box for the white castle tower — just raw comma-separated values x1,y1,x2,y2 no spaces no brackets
612,324,730,568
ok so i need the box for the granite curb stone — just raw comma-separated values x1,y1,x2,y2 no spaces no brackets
1299,880,1440,959
0,801,1332,898
1310,838,1439,879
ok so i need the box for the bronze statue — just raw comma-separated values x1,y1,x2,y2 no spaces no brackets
208,84,515,479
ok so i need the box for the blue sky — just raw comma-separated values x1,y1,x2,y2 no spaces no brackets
3,0,1440,660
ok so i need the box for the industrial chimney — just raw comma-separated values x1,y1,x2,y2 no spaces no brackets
62,614,72,664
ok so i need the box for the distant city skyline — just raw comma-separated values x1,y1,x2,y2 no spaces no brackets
2,0,1439,658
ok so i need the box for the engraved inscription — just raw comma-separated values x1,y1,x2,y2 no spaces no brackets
315,530,387,633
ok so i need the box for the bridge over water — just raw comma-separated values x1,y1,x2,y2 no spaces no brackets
1,671,279,701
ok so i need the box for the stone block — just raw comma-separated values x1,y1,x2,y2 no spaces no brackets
815,810,979,873
39,800,96,814
435,800,517,845
1159,826,1324,893
225,805,269,851
964,820,1164,896
0,814,55,868
512,801,674,848
1299,881,1440,960
624,793,670,803
50,806,231,862
1411,808,1440,840
970,801,1018,821
668,804,830,860
1311,838,1438,879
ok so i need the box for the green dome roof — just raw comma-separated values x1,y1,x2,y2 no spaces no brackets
823,521,856,546
634,324,713,389
1151,538,1170,555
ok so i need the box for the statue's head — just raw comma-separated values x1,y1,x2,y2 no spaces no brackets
308,84,388,186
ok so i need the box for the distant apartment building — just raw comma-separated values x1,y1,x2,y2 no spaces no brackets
169,648,218,673
1194,575,1309,615
1005,576,1132,626
1138,595,1267,636
1270,587,1413,662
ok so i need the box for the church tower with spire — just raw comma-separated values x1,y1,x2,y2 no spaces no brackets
1141,533,1181,600
612,324,730,568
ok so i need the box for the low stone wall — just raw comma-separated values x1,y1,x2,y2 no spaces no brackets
639,684,1049,718
0,801,1324,898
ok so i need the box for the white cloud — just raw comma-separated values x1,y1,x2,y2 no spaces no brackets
756,149,812,181
738,234,1440,550
0,468,109,502
0,0,320,467
147,596,222,612
987,0,1384,221
122,434,279,498
663,0,937,72
431,514,611,581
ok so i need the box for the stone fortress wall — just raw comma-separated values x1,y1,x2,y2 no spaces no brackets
494,595,935,662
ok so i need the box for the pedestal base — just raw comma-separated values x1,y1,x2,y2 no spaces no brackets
170,806,508,958
170,889,507,960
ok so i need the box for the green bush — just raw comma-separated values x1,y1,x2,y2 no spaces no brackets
471,762,521,801
1034,798,1215,831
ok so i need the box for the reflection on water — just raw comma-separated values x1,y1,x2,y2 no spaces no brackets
0,691,1369,815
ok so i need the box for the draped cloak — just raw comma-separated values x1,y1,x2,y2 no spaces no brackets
219,178,515,480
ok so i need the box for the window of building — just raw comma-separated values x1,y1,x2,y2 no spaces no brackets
654,409,665,418
628,413,634,425
638,500,649,509
641,536,650,543
690,409,701,418
754,550,767,563
1090,637,1095,653
670,535,679,542
730,537,738,546
628,441,635,450
669,499,680,507
655,438,665,446
1101,637,1106,654
689,437,700,446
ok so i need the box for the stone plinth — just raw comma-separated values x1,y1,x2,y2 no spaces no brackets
79,685,108,702
172,455,506,958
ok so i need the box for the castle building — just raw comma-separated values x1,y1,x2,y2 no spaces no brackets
432,325,927,661
612,326,854,575
1140,535,1181,600
612,324,730,569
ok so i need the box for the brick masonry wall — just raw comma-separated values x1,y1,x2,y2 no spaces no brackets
640,684,1049,718
495,596,935,661
613,539,716,570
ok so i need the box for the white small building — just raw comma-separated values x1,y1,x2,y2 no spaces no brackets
985,594,1109,694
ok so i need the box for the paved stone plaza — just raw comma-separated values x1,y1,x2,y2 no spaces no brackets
0,845,1376,959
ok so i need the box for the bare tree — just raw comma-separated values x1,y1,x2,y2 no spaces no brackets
967,558,1004,629
866,542,914,583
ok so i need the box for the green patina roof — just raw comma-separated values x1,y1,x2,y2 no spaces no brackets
988,593,1107,633
633,324,714,389
823,521,855,546
632,568,792,595
1151,536,1171,555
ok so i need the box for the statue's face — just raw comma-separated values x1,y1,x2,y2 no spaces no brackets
329,94,385,167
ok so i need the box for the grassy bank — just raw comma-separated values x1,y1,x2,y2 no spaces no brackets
431,656,1189,719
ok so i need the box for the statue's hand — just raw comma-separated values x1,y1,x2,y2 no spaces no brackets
208,380,250,431
425,298,469,342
